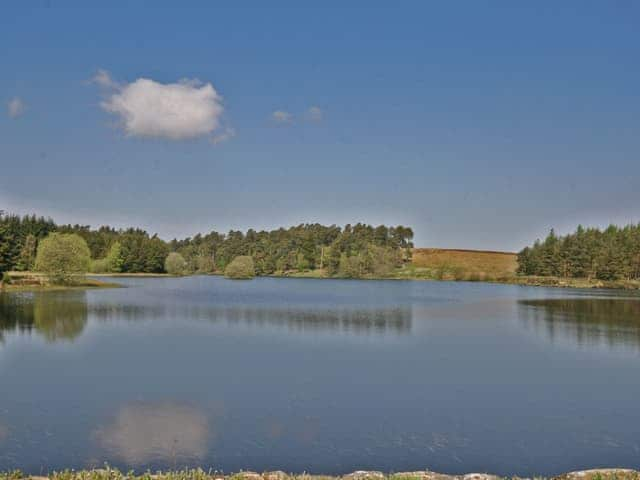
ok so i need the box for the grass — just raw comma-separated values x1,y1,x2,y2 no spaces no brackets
505,275,640,290
0,468,638,480
410,248,518,281
266,249,640,291
1,272,120,292
89,272,171,277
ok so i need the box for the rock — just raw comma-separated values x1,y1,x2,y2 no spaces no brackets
344,472,386,480
460,475,501,480
392,472,454,480
263,471,290,480
233,472,263,480
556,469,640,480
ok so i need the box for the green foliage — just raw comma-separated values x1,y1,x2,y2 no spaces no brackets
224,255,255,279
336,244,402,278
34,233,91,284
0,211,57,272
194,254,215,273
106,241,124,272
16,234,37,271
89,258,110,274
1,272,12,285
518,224,640,280
0,211,414,278
165,252,188,275
89,241,124,273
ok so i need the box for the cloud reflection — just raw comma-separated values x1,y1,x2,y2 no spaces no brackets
94,403,209,465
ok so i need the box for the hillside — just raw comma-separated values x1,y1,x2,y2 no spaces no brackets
404,247,518,281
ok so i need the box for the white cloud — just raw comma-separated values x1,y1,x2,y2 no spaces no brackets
211,127,236,145
306,106,323,121
7,97,25,118
272,110,293,123
98,71,225,140
92,69,119,89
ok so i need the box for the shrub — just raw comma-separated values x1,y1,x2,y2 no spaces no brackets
165,252,188,276
195,254,215,274
89,241,124,274
338,253,362,278
34,233,91,284
1,271,11,285
224,255,255,279
89,258,110,273
105,241,124,272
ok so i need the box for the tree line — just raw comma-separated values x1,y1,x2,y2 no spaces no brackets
517,224,640,281
0,211,414,278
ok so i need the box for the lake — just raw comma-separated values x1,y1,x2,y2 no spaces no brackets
1,276,639,476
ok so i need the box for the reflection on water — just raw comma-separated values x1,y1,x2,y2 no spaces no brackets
2,278,640,476
0,292,411,343
0,292,88,342
94,403,209,465
90,303,412,334
518,297,640,349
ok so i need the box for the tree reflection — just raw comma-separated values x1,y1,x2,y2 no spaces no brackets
93,403,209,466
0,294,35,341
518,297,640,349
88,303,412,335
0,292,88,343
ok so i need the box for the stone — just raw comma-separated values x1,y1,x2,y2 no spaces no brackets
344,472,386,480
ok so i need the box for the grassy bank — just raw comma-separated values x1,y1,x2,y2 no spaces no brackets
1,272,120,293
276,250,640,290
1,468,638,480
409,248,518,280
503,275,640,290
89,272,172,278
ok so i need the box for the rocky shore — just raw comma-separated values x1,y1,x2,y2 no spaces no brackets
5,468,639,480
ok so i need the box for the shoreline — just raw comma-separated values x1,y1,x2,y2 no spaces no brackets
3,271,639,294
274,270,640,291
2,468,638,480
1,272,121,293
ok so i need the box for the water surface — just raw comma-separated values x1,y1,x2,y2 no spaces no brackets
1,277,639,476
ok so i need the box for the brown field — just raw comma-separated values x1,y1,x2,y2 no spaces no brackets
410,248,518,280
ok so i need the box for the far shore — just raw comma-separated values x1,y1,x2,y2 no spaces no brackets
1,272,121,293
3,269,640,294
276,269,640,290
89,272,172,277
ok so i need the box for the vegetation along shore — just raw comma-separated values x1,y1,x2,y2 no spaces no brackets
2,211,640,291
1,468,639,480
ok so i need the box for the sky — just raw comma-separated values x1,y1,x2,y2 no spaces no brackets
1,1,639,251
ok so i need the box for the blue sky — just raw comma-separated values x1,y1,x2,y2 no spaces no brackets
1,2,639,251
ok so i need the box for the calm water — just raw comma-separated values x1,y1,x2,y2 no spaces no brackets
1,277,640,476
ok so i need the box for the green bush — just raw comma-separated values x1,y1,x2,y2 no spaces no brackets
165,252,188,275
2,271,11,285
224,255,255,279
89,242,124,274
89,258,109,273
34,233,91,284
195,254,215,273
